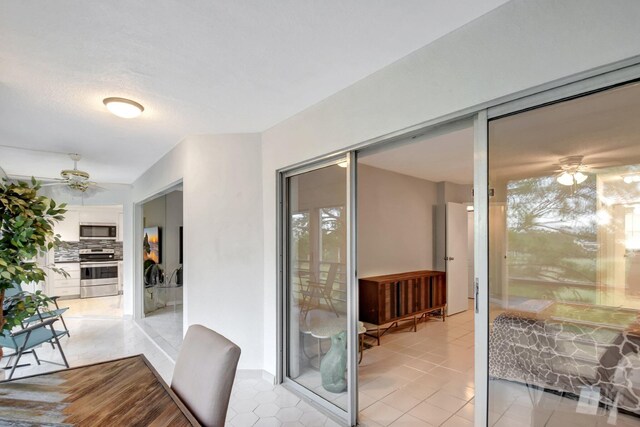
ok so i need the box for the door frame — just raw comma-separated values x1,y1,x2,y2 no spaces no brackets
474,110,489,426
132,179,184,324
481,63,640,426
277,154,358,425
275,57,640,426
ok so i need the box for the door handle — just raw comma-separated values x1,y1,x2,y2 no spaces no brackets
444,257,455,261
474,278,479,313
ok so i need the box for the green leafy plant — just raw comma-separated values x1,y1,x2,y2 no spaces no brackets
2,290,52,330
0,178,67,338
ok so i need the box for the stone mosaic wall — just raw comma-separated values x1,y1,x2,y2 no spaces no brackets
54,240,123,262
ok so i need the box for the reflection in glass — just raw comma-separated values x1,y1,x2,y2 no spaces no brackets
287,164,348,409
488,82,640,425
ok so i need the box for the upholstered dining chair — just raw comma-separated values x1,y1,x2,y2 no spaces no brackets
171,325,241,427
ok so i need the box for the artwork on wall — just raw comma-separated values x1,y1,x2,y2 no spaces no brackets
143,226,162,265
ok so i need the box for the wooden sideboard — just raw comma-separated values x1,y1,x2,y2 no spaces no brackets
359,270,446,343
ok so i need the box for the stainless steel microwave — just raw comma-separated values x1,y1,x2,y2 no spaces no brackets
79,223,117,240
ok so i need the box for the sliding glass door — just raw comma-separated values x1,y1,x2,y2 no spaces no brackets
487,80,640,425
281,154,358,424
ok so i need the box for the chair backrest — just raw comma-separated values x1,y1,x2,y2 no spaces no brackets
4,282,22,298
322,263,340,296
171,324,241,427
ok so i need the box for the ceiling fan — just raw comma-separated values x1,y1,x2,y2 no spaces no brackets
41,153,102,193
555,155,589,186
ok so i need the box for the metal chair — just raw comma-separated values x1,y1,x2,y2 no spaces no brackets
0,317,69,379
144,263,165,312
5,283,70,338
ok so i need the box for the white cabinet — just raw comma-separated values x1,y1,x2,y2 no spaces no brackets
117,212,124,242
55,209,80,241
79,208,120,224
51,262,81,298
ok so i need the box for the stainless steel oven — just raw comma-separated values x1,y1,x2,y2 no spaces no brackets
79,223,117,240
80,249,119,298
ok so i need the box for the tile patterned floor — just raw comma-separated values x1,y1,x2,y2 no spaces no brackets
357,302,475,427
4,296,639,426
226,376,344,427
0,314,177,383
357,300,640,427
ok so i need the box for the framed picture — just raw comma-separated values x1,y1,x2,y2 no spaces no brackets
143,226,162,264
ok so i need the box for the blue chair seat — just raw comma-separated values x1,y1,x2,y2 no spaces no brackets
0,327,68,350
0,318,69,379
23,307,68,324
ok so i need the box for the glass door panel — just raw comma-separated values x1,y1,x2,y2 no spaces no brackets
285,160,351,414
488,81,640,425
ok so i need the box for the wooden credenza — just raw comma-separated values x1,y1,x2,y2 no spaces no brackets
359,270,447,330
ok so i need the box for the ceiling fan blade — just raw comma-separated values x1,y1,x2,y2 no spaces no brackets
89,183,106,191
40,182,68,187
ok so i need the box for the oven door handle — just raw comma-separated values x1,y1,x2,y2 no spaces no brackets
80,262,119,268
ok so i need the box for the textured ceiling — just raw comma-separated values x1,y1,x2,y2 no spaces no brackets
0,0,509,183
359,126,474,184
359,81,640,186
489,81,640,182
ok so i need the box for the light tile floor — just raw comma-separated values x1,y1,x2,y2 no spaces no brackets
0,312,177,382
138,304,184,360
357,299,639,427
5,297,639,426
357,302,475,427
63,294,124,318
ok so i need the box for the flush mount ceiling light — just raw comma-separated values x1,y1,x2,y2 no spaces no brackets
103,97,144,118
556,155,588,186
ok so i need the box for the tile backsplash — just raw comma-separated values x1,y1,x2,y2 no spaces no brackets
55,240,124,263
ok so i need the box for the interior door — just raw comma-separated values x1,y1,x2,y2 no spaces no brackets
446,202,469,315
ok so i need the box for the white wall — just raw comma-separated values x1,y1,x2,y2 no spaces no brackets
357,165,438,277
164,191,184,280
260,0,640,374
132,134,264,369
437,182,473,205
124,0,640,374
143,196,166,234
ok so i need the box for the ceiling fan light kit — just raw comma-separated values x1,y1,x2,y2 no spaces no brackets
40,153,100,194
556,155,589,186
557,170,588,186
623,174,640,184
103,97,144,119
